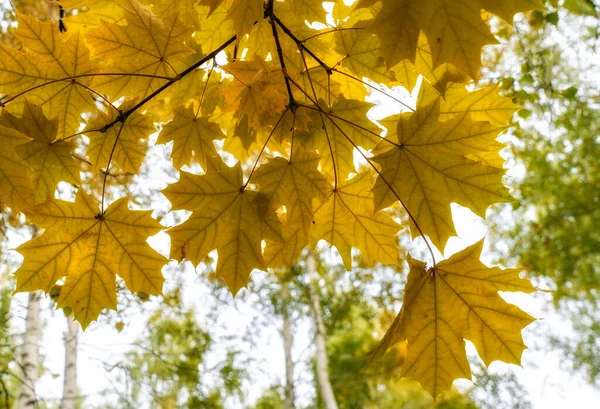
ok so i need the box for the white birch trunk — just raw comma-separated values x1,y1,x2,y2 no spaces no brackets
60,315,78,409
16,291,41,409
280,280,296,409
306,253,338,409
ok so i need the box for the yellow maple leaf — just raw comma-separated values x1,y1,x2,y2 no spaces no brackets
227,0,263,37
0,114,35,211
157,104,225,169
0,13,97,140
194,2,236,54
372,94,510,250
310,172,402,270
361,0,542,78
85,101,155,174
254,147,329,235
334,21,398,87
145,0,202,29
61,0,125,31
370,240,535,398
253,147,329,267
163,157,265,293
299,96,381,180
14,191,166,328
222,57,289,128
11,102,81,203
85,0,194,100
394,33,468,94
437,83,521,126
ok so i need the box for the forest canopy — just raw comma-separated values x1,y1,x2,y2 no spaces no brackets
0,0,549,401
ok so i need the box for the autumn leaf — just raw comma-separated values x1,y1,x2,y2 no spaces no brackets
369,240,535,398
0,114,34,211
228,0,263,37
372,86,511,250
395,33,468,94
85,101,155,174
157,103,224,169
310,172,402,270
163,157,264,294
299,96,381,180
222,57,288,127
14,191,166,328
253,147,329,267
361,0,542,78
11,102,80,203
61,0,125,31
0,13,97,140
85,0,193,100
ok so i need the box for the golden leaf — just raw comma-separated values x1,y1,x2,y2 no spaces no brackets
373,94,510,250
311,172,402,269
163,157,264,293
362,0,542,78
157,104,224,169
370,240,535,398
14,191,166,328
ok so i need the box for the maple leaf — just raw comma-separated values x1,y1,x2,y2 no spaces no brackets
60,0,125,31
228,0,263,37
85,0,193,100
85,101,155,174
334,21,398,87
255,147,328,226
372,87,511,250
222,57,289,128
361,0,542,78
395,33,468,94
436,83,521,126
145,0,202,29
299,96,381,180
369,240,535,398
14,191,166,328
163,157,265,294
157,103,224,169
0,13,97,140
253,147,329,267
11,102,80,203
0,113,35,211
310,172,402,270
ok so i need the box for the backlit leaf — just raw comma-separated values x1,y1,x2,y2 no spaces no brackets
14,191,166,328
370,240,535,398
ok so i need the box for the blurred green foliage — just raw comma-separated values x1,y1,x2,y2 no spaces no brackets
488,0,600,385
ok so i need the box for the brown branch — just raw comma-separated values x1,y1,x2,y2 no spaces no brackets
272,14,333,74
266,0,295,107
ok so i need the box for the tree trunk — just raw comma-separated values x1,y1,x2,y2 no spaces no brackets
60,315,78,409
280,279,296,409
16,291,41,409
306,253,338,409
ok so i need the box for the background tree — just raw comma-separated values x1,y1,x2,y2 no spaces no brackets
485,0,600,384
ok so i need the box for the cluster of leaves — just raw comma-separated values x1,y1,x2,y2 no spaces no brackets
0,0,542,399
